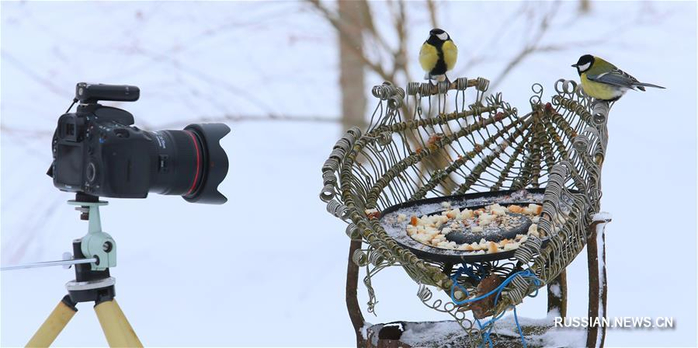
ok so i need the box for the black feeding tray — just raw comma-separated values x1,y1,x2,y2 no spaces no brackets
440,210,531,245
379,189,548,263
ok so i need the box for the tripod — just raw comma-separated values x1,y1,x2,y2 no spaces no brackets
27,195,142,347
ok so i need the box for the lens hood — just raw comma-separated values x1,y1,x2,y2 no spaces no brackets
182,123,231,204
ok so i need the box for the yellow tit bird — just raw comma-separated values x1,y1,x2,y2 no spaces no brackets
419,28,458,82
572,54,665,101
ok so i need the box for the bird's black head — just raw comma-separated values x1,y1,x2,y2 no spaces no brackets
571,54,595,75
428,28,450,42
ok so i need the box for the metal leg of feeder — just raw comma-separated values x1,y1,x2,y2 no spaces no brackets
347,239,366,347
585,218,610,348
547,270,567,318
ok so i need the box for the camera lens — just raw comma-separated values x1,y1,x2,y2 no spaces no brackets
148,123,230,204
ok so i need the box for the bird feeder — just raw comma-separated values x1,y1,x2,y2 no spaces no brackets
320,77,611,347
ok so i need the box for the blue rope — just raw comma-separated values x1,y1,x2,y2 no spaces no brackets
450,267,542,348
451,263,485,283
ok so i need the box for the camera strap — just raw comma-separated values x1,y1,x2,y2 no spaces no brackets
65,98,78,113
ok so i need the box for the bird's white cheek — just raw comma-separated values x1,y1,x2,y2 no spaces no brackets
578,62,591,72
437,33,448,41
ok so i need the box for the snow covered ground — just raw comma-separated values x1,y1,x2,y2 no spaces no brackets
1,1,696,347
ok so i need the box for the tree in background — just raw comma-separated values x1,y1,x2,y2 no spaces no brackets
337,0,369,130
308,0,611,128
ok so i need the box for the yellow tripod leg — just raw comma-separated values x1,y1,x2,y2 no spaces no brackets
26,296,78,348
111,299,142,346
94,299,143,347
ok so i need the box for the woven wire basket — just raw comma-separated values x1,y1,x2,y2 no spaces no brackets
320,77,610,341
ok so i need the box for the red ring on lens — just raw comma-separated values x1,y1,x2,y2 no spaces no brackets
185,131,202,195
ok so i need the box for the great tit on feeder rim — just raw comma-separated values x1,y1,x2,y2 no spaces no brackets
419,28,458,83
572,54,665,101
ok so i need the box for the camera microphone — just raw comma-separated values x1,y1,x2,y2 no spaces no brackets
76,82,140,103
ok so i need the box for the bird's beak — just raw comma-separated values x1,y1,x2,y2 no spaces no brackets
571,64,578,68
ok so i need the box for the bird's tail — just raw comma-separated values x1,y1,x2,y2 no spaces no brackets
635,82,666,91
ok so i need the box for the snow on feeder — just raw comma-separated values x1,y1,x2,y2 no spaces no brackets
320,77,611,347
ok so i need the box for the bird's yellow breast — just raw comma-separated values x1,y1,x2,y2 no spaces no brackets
419,43,438,72
581,73,624,100
442,40,457,71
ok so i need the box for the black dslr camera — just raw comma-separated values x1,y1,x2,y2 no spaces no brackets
48,83,230,204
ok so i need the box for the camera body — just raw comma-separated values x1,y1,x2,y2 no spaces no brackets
53,102,152,198
49,83,230,204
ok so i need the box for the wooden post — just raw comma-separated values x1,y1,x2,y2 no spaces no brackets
585,216,610,348
347,241,414,348
547,269,567,318
347,239,366,347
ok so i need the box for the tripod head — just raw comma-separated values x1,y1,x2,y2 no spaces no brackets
69,193,115,271
64,192,118,304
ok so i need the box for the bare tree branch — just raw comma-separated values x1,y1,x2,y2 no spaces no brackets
488,1,562,91
1,115,341,139
578,0,591,15
307,0,393,81
426,0,439,29
460,2,528,72
158,114,340,128
392,0,411,83
358,2,395,59
1,50,66,97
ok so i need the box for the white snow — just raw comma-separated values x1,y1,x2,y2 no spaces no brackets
491,315,587,348
592,212,612,222
2,1,696,347
361,321,373,340
549,283,561,298
397,320,464,346
535,326,587,348
594,215,610,348
393,316,586,348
